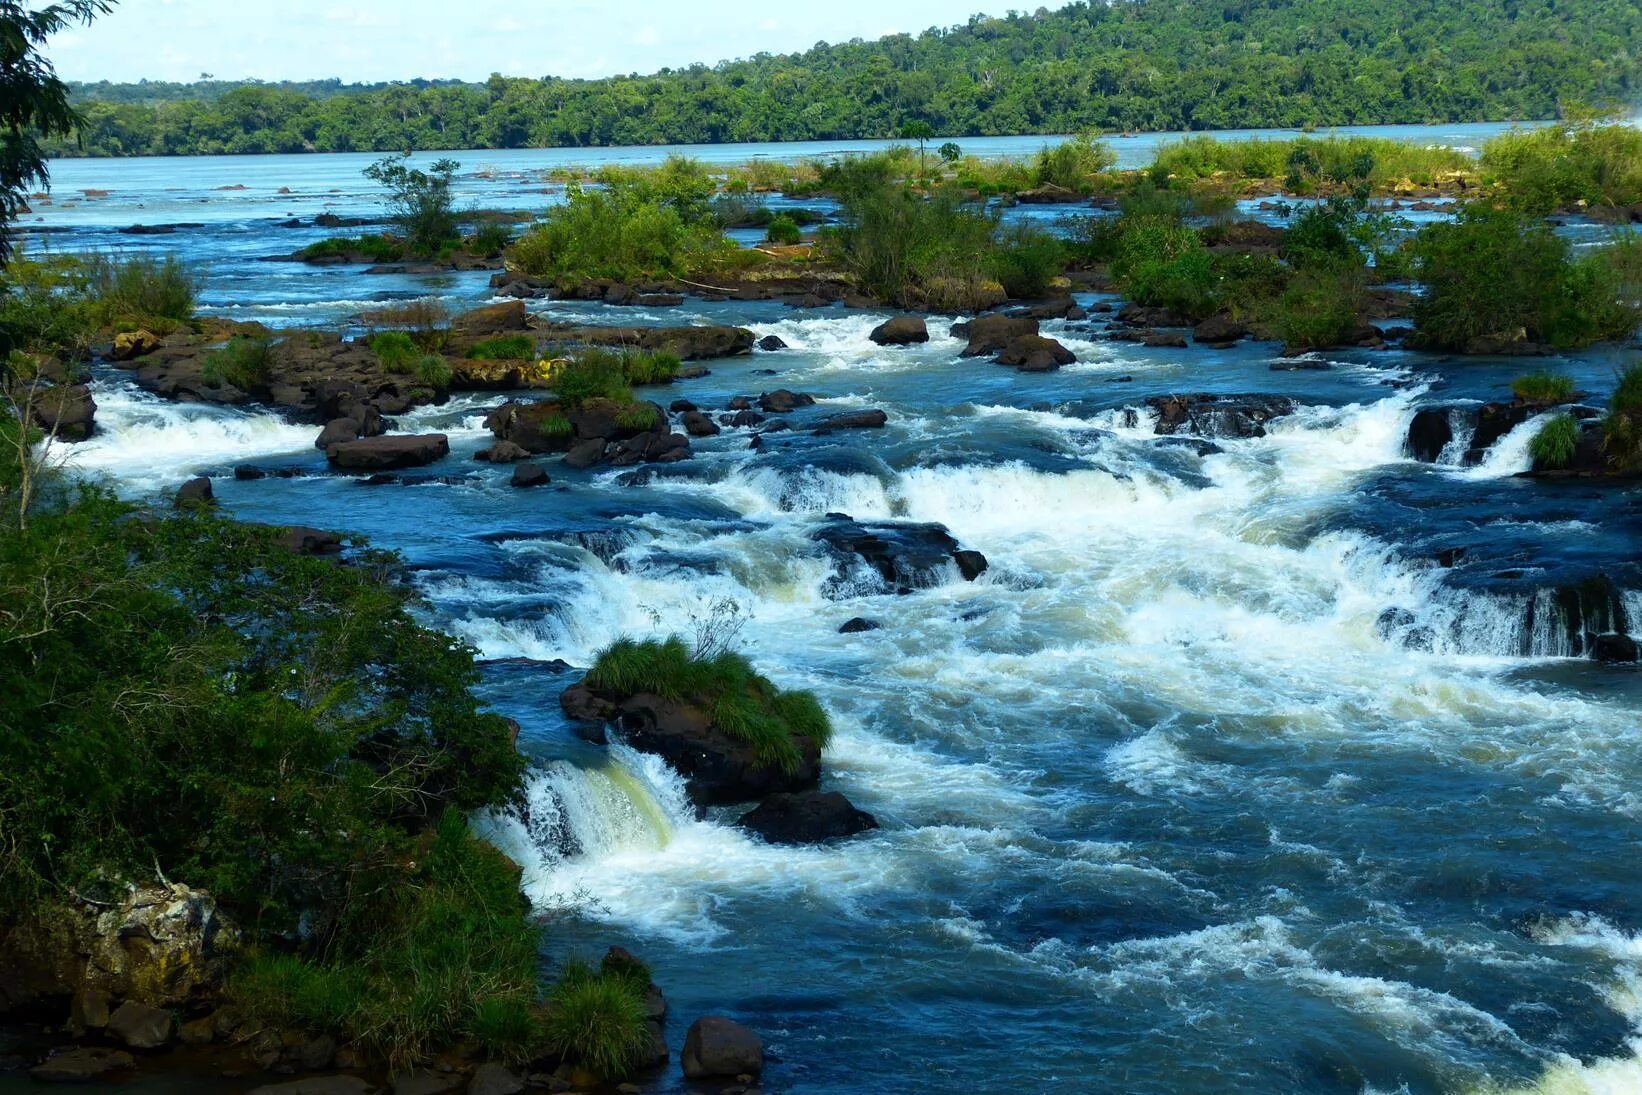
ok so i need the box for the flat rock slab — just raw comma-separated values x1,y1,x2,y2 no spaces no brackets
326,433,450,470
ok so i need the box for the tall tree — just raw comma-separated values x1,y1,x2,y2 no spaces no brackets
0,0,112,264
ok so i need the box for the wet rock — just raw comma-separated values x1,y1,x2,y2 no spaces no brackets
720,410,766,428
839,617,882,634
485,401,575,455
1193,316,1249,345
682,1017,763,1080
551,323,754,361
27,381,96,441
1405,409,1454,462
275,526,344,556
757,389,814,414
669,399,697,412
476,440,532,464
316,417,361,449
510,462,549,488
70,987,110,1032
756,334,788,351
467,1063,524,1095
175,476,214,507
110,329,161,361
1146,394,1297,439
952,314,1038,357
681,411,721,437
1590,633,1639,663
563,439,606,469
294,1034,337,1071
996,335,1074,372
812,409,888,432
179,1016,216,1045
391,1071,464,1095
737,791,879,844
813,516,986,596
869,316,929,346
326,434,450,470
953,550,989,581
30,1047,134,1084
1136,331,1189,348
107,1000,175,1048
450,299,528,337
1114,302,1194,329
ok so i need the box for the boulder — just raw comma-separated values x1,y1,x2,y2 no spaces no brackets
996,335,1074,372
1145,394,1297,439
681,1017,763,1080
476,440,531,464
562,324,754,361
510,462,549,488
29,1047,135,1084
175,476,214,507
247,1079,375,1095
485,401,576,455
110,329,161,361
681,411,720,437
1591,633,1640,663
813,516,986,596
1193,316,1249,345
315,417,361,449
390,1072,464,1095
737,791,879,844
84,883,239,1008
869,316,929,346
28,382,96,441
275,526,344,556
756,334,788,351
953,550,990,581
720,410,766,428
758,389,815,414
563,439,607,469
839,617,882,634
467,1063,524,1095
108,1000,174,1048
450,299,528,337
1015,183,1084,204
813,410,888,432
1405,409,1454,463
952,314,1038,357
326,434,450,470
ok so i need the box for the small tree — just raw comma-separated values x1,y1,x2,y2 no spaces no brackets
901,120,935,177
938,141,963,165
363,154,460,257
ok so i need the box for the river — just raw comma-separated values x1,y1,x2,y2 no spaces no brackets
22,124,1642,1095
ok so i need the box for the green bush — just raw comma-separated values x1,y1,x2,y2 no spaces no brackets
1602,364,1642,471
550,350,634,406
1032,132,1116,192
507,180,735,284
1529,413,1580,470
620,349,680,386
1111,218,1217,318
0,252,93,357
1511,371,1576,404
201,335,272,391
541,959,650,1081
413,353,452,389
83,252,198,328
1481,122,1642,215
299,235,404,263
1272,261,1364,351
364,155,461,257
988,222,1063,299
370,330,419,373
614,404,658,431
585,636,831,772
765,214,802,245
467,334,537,360
468,220,515,256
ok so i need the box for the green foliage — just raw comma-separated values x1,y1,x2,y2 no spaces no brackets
466,334,537,360
363,154,460,256
619,349,679,386
614,404,658,431
549,349,634,406
0,251,93,357
413,353,452,389
507,177,735,284
1481,122,1642,215
1511,371,1576,404
1272,261,1364,351
937,142,963,164
542,959,650,1081
1149,135,1470,191
765,214,801,245
370,329,419,372
467,220,515,256
82,252,199,328
1032,132,1116,192
201,335,272,391
1110,218,1217,318
1529,413,1580,469
1603,364,1642,471
585,636,832,772
988,222,1063,299
299,235,404,263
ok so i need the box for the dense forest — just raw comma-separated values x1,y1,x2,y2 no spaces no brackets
52,0,1642,156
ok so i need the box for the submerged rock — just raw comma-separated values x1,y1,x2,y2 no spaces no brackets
813,516,987,596
682,1017,763,1080
812,409,888,432
839,617,882,634
510,462,550,488
326,433,450,471
737,791,879,844
1144,394,1298,439
996,334,1075,372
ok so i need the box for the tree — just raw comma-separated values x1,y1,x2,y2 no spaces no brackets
938,141,963,164
0,1,113,263
362,153,460,256
900,119,935,176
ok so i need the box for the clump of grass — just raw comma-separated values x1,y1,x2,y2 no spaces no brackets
369,330,419,373
765,214,801,245
467,221,515,256
620,349,679,386
201,335,272,391
1529,413,1580,470
299,235,404,263
1602,364,1642,471
83,252,199,328
536,412,572,438
614,404,658,431
549,350,634,407
585,636,832,772
467,334,537,360
413,353,452,389
1511,371,1576,404
541,959,650,1081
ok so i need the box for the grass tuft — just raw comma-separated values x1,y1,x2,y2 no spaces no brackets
467,334,537,360
201,335,272,391
1511,371,1576,404
1529,413,1580,470
541,959,651,1081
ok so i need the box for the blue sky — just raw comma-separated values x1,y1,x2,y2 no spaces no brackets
52,0,994,83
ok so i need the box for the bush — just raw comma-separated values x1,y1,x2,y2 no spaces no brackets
364,155,461,257
620,349,679,386
1111,218,1216,318
83,252,198,328
1481,122,1642,215
1529,413,1580,470
585,636,831,772
413,353,452,389
765,214,802,245
201,335,272,391
466,334,537,360
988,222,1063,299
467,220,514,256
1511,371,1576,404
541,959,650,1080
370,330,419,373
1602,364,1642,471
1032,132,1116,192
549,350,634,406
0,252,93,357
1272,261,1363,351
508,180,735,284
299,235,404,263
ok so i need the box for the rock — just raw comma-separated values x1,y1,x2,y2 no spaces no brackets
70,987,110,1032
108,1000,174,1049
563,439,607,469
275,526,344,556
476,440,531,464
839,617,882,634
450,299,528,337
682,1017,763,1080
326,434,450,470
737,791,879,844
1137,331,1190,348
681,411,721,437
485,401,576,455
813,516,986,596
669,399,698,412
1015,183,1084,204
640,1022,670,1070
813,410,888,432
28,382,96,441
559,324,754,361
869,316,929,346
179,1016,215,1045
110,329,161,361
247,1079,375,1095
175,476,214,507
1405,409,1454,462
391,1072,464,1095
996,335,1074,372
1591,633,1640,663
78,884,239,1009
1146,394,1297,439
316,417,361,449
953,550,989,581
951,314,1038,357
756,335,788,351
29,1047,134,1083
510,462,549,488
757,389,815,414
468,1063,524,1095
1193,316,1249,345
293,1034,337,1072
721,410,766,428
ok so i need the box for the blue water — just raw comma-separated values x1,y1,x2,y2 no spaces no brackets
32,125,1642,1095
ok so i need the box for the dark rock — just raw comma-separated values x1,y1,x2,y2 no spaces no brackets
1015,182,1084,204
1115,302,1193,328
737,791,879,844
108,1000,174,1048
813,409,888,432
485,401,576,455
563,439,608,469
953,550,989,581
1147,394,1298,439
720,410,766,428
996,335,1074,372
869,316,929,346
682,1017,763,1080
450,299,528,337
1193,316,1249,345
27,382,96,441
476,440,532,463
1137,331,1190,348
293,1034,336,1072
468,1063,524,1095
839,617,882,634
669,399,698,413
813,516,985,595
1405,409,1455,462
175,476,214,507
510,462,549,488
390,1072,463,1095
327,434,449,470
315,417,361,449
757,389,815,414
681,411,721,437
952,314,1038,357
30,1047,135,1083
1591,633,1639,663
275,527,344,555
247,1079,374,1095
756,334,788,351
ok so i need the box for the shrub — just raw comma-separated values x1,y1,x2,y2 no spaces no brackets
467,220,514,256
1602,364,1642,471
620,349,679,386
0,251,93,357
83,252,198,328
1511,371,1576,404
541,959,650,1081
614,403,658,431
370,330,419,373
201,335,272,390
765,214,802,245
364,155,461,256
1481,122,1642,215
413,353,452,389
1529,413,1580,470
1272,261,1364,351
466,334,537,360
988,222,1063,299
1032,132,1116,193
584,636,831,772
1110,218,1216,318
822,175,1002,311
508,180,735,284
299,235,404,263
550,350,634,406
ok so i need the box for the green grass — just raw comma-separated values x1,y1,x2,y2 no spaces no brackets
536,413,572,438
541,959,651,1081
1147,135,1471,191
1481,123,1642,214
83,252,199,328
585,636,832,772
466,334,537,360
369,330,419,373
765,214,801,245
1511,371,1576,404
413,353,452,388
614,404,658,431
201,335,272,391
1603,364,1642,471
620,349,680,386
549,349,634,406
1529,413,1580,470
299,235,405,263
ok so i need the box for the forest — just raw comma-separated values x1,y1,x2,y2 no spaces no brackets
51,0,1642,156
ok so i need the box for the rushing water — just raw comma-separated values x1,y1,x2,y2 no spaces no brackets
29,127,1642,1094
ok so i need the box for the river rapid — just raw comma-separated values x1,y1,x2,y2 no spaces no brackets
28,127,1642,1095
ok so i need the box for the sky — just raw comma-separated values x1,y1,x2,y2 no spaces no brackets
50,0,997,84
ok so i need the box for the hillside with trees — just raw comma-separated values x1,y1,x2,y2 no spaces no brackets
54,0,1642,156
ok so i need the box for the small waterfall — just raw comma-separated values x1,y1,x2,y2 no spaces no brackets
1380,578,1637,659
1435,409,1477,466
